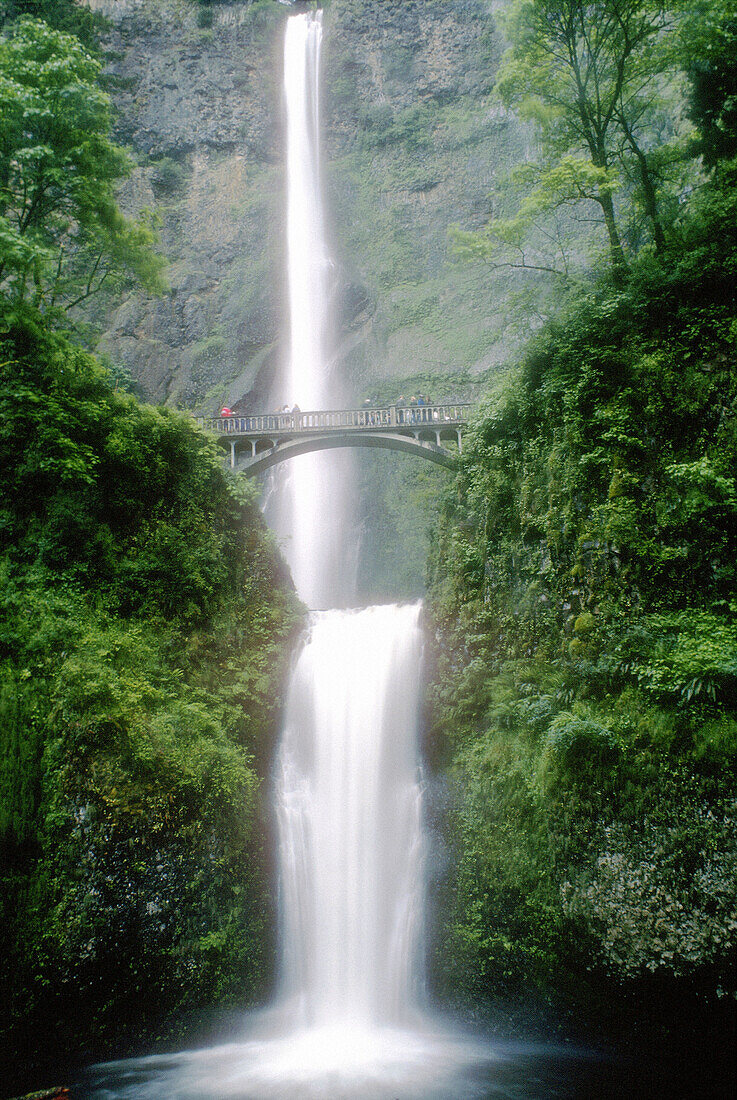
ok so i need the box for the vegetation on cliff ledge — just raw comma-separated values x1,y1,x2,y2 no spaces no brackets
0,309,301,1089
426,1,737,1074
0,11,300,1092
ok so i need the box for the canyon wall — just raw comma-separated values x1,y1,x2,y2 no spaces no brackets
91,0,532,412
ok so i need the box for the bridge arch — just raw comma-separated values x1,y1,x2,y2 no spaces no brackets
233,430,459,476
254,437,276,455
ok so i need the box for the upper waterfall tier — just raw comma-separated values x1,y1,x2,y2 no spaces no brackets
270,9,354,609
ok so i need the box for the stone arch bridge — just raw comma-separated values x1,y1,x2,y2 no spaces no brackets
197,403,470,476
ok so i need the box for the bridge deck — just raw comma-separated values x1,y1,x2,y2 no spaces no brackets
198,402,470,438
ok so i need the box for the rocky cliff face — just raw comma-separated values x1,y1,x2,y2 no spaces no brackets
90,0,287,409
323,0,525,396
92,0,530,413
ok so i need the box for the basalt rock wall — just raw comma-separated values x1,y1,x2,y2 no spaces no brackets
90,0,288,410
92,0,531,413
322,0,528,398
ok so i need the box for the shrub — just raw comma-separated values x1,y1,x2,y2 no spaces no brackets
543,712,619,774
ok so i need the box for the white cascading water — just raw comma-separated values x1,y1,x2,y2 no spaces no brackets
85,12,492,1097
273,8,431,1047
255,20,489,1092
276,603,425,1029
268,10,353,610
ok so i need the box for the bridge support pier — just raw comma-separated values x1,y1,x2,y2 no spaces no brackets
230,440,236,468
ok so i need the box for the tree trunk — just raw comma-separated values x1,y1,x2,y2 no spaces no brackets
585,131,629,279
620,117,666,253
597,187,628,278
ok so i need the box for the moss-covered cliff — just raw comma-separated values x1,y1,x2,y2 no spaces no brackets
85,0,287,410
323,0,528,392
0,310,302,1093
424,156,737,1084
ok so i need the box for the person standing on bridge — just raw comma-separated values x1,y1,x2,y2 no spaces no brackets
291,403,301,428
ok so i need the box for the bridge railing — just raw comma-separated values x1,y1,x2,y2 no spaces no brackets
198,403,471,436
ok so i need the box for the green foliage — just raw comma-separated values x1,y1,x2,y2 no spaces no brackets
427,156,737,1027
196,2,215,30
604,611,737,706
0,663,46,848
357,102,436,153
0,313,301,1085
457,0,699,282
451,155,612,280
0,0,106,47
543,712,619,774
0,17,165,315
0,315,264,622
684,2,737,168
151,155,188,197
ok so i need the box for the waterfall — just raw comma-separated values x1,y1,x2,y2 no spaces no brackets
274,11,428,1037
84,11,492,1097
268,10,353,610
276,604,426,1027
284,11,327,417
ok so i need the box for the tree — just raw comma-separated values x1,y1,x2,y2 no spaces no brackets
0,0,105,47
0,18,165,315
467,1,689,278
684,2,737,169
